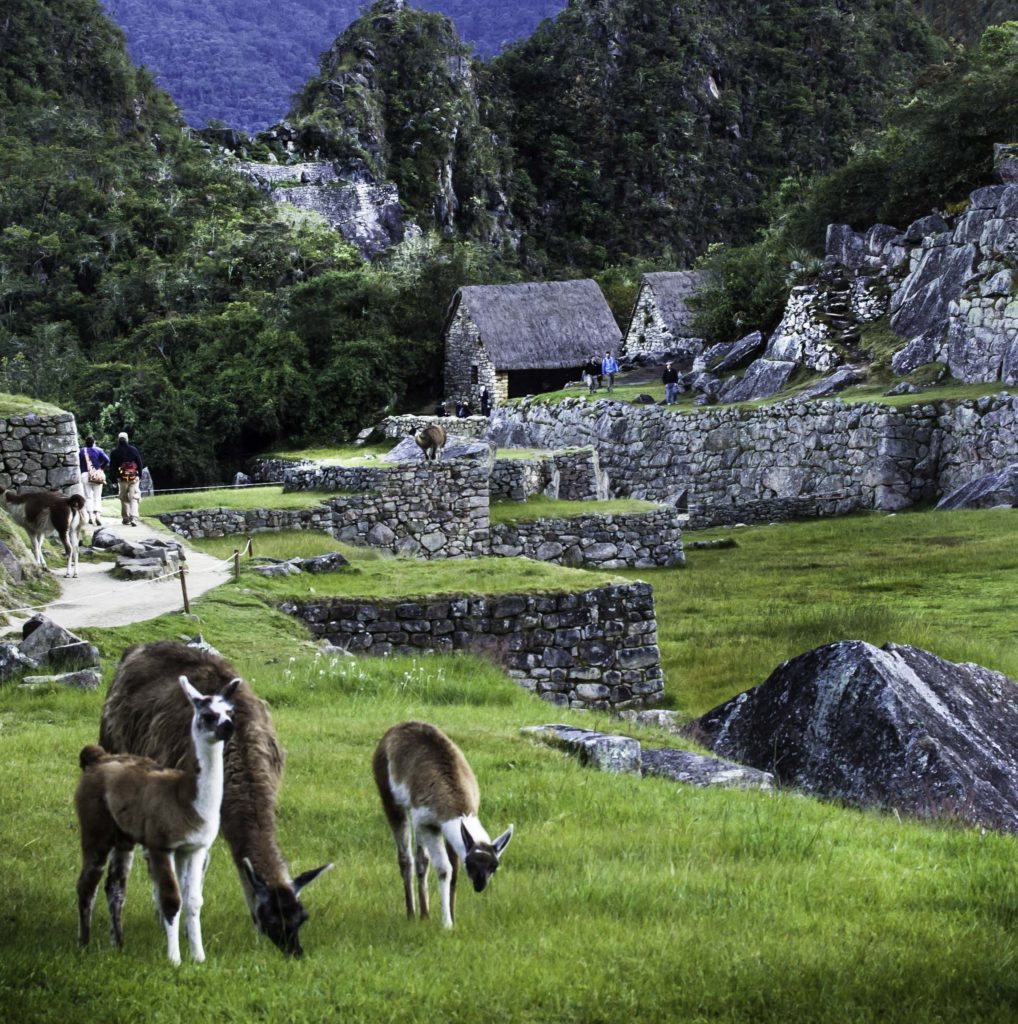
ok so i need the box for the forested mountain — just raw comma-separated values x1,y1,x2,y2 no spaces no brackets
0,0,511,482
917,1,1018,44
99,0,566,131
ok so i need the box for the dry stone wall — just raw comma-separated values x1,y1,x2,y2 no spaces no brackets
490,394,1018,517
0,411,80,492
490,508,684,569
283,582,663,710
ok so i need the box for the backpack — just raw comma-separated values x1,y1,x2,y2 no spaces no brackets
119,459,139,482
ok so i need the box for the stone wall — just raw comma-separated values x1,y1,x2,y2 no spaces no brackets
283,581,664,710
490,394,1018,517
444,306,503,406
490,508,684,568
490,457,547,500
247,457,313,483
0,411,80,492
379,414,490,440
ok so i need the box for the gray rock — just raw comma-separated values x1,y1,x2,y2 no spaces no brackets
19,615,99,669
381,434,493,464
825,224,867,270
522,724,642,775
233,472,252,486
719,359,797,403
890,242,978,346
21,669,101,690
796,365,863,401
936,464,1018,510
297,551,351,572
884,381,920,396
903,214,949,244
641,748,774,790
0,641,37,679
692,640,1018,832
712,331,764,374
995,143,1018,185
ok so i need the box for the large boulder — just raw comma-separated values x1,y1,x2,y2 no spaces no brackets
936,464,1018,510
718,359,796,403
691,641,1018,832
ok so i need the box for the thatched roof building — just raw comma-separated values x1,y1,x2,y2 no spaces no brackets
624,270,710,366
444,280,622,405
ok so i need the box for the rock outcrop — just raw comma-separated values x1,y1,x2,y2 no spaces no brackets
692,640,1018,832
936,463,1018,510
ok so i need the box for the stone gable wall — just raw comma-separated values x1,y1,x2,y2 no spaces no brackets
0,411,80,492
283,582,663,710
490,395,1018,517
490,508,684,568
444,307,502,407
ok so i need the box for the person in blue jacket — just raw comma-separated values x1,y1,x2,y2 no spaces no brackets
601,350,620,394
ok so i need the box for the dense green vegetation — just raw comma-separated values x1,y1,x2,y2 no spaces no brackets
691,20,1018,343
4,509,1018,1021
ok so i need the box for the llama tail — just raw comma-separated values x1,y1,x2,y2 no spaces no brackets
68,494,86,512
79,744,107,771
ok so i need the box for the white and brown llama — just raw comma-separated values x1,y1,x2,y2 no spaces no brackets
99,641,331,956
373,720,514,928
3,488,85,577
411,423,447,462
76,675,239,964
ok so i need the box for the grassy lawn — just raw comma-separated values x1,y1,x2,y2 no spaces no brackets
0,392,67,417
263,443,393,464
138,486,332,516
491,496,662,523
3,509,1018,1021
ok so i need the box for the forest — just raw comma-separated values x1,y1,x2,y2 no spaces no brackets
2,0,1017,484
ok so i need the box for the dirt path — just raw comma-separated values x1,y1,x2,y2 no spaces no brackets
6,506,232,634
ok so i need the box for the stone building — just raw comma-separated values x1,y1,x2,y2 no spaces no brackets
443,280,622,407
623,271,710,367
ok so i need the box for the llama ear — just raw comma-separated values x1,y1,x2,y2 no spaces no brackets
460,821,477,853
178,675,202,705
293,863,333,894
221,677,242,701
242,857,270,900
493,825,514,858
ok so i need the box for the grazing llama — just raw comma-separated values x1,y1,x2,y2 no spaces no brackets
411,424,447,462
76,675,239,964
99,641,331,956
3,488,85,577
373,720,514,928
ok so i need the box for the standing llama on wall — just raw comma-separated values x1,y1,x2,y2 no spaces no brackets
373,720,514,928
76,675,239,964
411,424,447,462
99,641,331,957
3,489,85,577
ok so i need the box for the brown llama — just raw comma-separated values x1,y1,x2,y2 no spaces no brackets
373,720,513,928
411,424,447,462
3,488,85,577
99,641,331,956
76,675,238,964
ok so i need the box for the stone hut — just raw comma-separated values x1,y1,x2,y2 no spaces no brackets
623,271,710,368
443,280,623,407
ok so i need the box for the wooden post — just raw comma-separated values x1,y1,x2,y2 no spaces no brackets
233,549,240,583
178,565,190,615
247,534,254,559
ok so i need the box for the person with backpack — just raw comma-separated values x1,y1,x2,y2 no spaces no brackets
78,435,111,526
108,431,145,526
601,350,620,394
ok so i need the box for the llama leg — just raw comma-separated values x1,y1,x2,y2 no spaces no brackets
179,849,209,963
414,838,431,920
105,845,134,948
32,533,45,570
77,845,111,948
421,829,454,928
445,840,459,929
146,849,182,965
390,814,416,919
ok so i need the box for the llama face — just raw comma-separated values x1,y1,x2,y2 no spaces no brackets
461,822,513,893
242,859,331,957
179,676,239,744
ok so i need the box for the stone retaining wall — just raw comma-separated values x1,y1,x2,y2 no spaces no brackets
490,394,1018,518
490,458,547,501
379,414,490,440
0,411,80,492
247,457,313,483
490,509,684,568
283,582,664,710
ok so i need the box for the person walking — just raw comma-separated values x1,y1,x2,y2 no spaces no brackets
584,355,600,394
480,388,492,417
662,361,680,406
108,431,144,526
602,350,620,394
78,435,110,526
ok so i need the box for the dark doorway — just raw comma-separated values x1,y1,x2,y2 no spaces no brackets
507,366,580,398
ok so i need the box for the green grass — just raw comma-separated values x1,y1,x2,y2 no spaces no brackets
140,486,332,516
264,443,392,464
4,509,1018,1021
0,391,67,417
619,507,1018,717
491,496,662,523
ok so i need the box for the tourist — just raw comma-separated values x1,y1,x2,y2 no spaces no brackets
480,388,492,416
108,431,144,526
584,354,601,393
602,350,619,394
78,435,110,526
662,361,680,405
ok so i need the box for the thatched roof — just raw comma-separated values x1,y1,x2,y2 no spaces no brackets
450,280,622,370
636,271,711,337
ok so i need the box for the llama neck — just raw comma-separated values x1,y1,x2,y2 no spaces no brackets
441,814,490,860
191,727,225,828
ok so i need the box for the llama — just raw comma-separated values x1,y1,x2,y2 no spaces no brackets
99,641,331,956
76,675,239,964
3,488,85,577
411,424,447,462
372,720,513,928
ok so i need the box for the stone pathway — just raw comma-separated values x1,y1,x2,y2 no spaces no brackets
3,499,232,634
